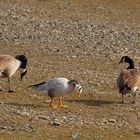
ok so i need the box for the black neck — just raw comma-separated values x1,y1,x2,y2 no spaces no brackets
127,59,135,69
20,62,27,69
15,55,27,69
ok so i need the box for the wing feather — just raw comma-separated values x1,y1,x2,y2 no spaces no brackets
117,69,140,91
0,55,14,70
29,77,69,92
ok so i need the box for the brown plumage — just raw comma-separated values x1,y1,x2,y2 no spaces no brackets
117,56,140,103
0,54,27,92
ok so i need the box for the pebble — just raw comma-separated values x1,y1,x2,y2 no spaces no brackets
52,118,61,126
44,100,51,103
37,115,50,120
71,133,80,139
63,116,67,120
108,119,116,123
102,119,108,124
17,111,29,117
0,126,7,130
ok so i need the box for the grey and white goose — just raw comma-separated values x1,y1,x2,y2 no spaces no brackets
29,77,82,108
117,56,140,103
0,54,27,92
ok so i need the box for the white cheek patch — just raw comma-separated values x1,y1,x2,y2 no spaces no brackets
20,68,26,73
122,58,125,63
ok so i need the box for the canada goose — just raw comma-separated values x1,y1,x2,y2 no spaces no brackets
0,54,28,92
29,77,82,108
117,56,140,103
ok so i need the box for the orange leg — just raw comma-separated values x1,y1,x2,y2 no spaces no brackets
59,97,63,107
50,98,54,107
59,97,68,108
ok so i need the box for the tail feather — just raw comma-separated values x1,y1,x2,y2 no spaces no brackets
28,85,35,88
28,81,46,88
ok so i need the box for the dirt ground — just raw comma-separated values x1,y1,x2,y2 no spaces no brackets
0,0,140,140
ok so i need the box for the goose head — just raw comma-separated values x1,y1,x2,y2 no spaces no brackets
15,55,28,81
119,56,134,69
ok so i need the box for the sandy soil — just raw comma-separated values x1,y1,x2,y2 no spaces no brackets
0,0,140,140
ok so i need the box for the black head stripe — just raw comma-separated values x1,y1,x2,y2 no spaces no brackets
79,88,82,93
68,80,79,84
68,80,78,88
77,85,81,89
75,84,82,92
79,87,82,92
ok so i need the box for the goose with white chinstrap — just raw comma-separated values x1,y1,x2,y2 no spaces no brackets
0,54,27,92
117,56,140,103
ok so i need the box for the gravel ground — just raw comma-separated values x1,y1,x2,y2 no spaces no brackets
0,0,140,140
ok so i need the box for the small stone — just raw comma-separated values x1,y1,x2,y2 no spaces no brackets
44,100,51,103
72,55,77,58
17,111,29,117
71,133,80,139
38,115,50,120
52,118,61,126
108,119,116,123
129,109,134,112
102,119,108,124
0,126,7,130
63,116,67,120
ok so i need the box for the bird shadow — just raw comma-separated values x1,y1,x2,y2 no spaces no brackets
0,89,9,93
4,102,47,108
66,99,115,106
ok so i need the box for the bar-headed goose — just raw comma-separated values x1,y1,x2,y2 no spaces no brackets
117,56,140,103
0,54,27,92
29,77,82,108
